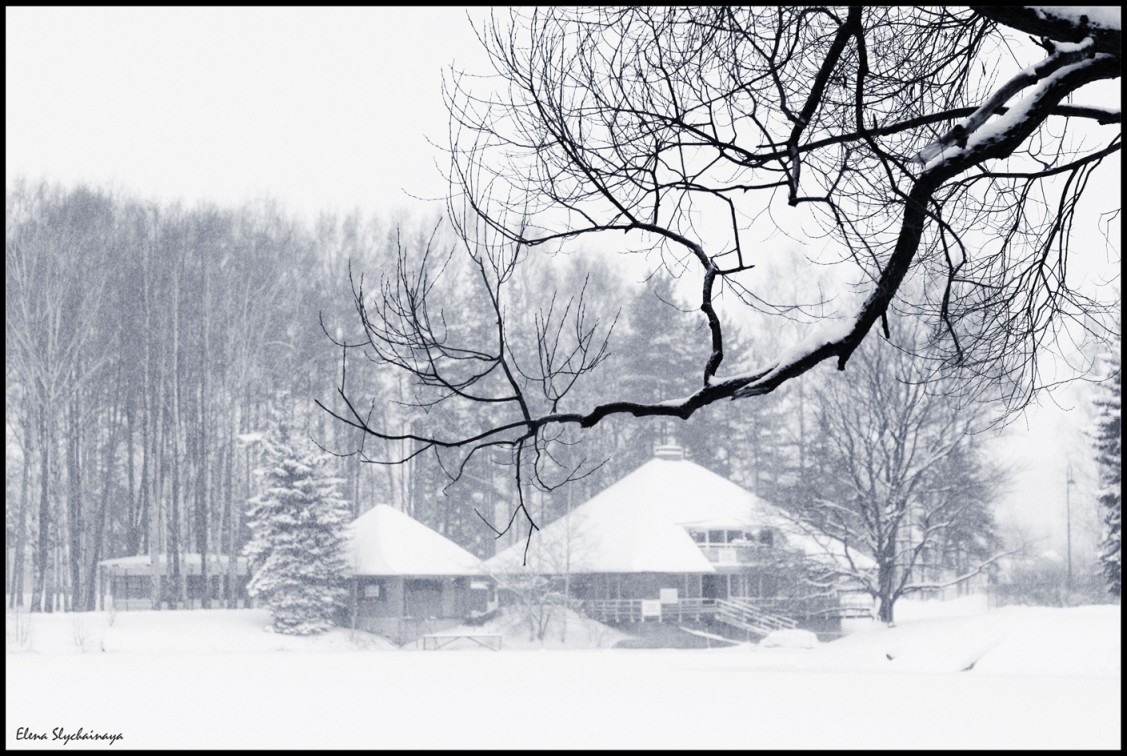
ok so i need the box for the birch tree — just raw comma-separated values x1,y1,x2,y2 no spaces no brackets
6,184,115,611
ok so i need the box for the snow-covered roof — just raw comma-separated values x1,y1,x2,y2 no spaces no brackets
98,553,249,575
345,504,484,576
485,456,872,575
487,504,716,575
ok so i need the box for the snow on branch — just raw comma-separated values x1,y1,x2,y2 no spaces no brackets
911,36,1098,167
973,6,1121,50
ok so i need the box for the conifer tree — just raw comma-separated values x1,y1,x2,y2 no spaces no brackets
1093,353,1121,597
245,421,351,634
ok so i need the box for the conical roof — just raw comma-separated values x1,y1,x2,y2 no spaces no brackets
345,504,484,576
485,457,871,574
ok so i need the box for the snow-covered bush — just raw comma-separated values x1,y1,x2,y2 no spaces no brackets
6,606,33,652
993,554,1112,607
759,628,819,649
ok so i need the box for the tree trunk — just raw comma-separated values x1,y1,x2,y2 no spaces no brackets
33,405,53,613
147,384,162,609
66,394,84,612
877,585,895,623
171,257,186,609
126,395,140,555
9,420,32,609
145,218,164,610
169,404,183,609
197,238,211,610
85,409,118,611
877,538,898,624
225,424,238,608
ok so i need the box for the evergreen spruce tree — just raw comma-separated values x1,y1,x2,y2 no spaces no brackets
1093,353,1121,597
245,421,352,634
615,274,709,468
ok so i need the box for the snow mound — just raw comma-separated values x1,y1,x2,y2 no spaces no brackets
442,605,631,650
6,608,398,654
759,628,819,649
968,605,1121,676
821,603,1120,675
893,593,989,621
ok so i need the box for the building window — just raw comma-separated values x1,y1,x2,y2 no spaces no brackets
363,583,381,599
758,529,774,547
689,530,706,544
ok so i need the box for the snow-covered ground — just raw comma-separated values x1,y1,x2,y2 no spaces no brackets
5,599,1120,749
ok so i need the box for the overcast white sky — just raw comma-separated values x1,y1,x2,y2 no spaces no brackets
5,7,1120,556
6,6,489,220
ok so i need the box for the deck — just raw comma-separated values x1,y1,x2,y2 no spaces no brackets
579,596,865,637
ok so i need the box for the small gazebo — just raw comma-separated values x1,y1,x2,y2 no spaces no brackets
344,504,491,643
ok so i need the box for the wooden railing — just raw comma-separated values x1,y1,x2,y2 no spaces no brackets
714,597,797,636
580,597,718,623
581,596,797,630
580,594,866,630
752,593,874,620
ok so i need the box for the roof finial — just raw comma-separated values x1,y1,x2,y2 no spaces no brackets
654,420,685,460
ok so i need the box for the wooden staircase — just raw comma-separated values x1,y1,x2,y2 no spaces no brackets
578,596,801,640
713,597,798,638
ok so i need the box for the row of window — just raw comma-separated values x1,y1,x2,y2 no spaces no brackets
688,528,774,547
110,575,246,600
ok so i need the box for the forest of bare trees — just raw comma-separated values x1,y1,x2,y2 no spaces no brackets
4,183,405,611
4,178,1018,615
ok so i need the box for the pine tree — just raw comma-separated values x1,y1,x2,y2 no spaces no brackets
245,421,352,634
1093,352,1121,597
614,273,710,468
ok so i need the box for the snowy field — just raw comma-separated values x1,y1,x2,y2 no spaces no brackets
6,600,1120,750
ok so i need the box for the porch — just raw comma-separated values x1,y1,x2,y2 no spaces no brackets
348,575,493,645
579,596,799,638
580,593,871,637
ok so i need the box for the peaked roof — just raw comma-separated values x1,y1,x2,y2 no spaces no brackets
485,457,871,574
99,553,246,568
97,553,250,575
345,504,484,576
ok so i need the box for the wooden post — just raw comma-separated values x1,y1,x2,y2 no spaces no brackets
351,579,358,633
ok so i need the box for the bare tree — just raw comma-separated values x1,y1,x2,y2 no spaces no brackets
321,222,617,548
791,326,1010,624
322,8,1119,541
6,184,115,611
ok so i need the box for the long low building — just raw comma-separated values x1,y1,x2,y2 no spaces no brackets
97,553,251,611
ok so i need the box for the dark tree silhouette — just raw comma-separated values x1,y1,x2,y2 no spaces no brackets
321,8,1121,544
